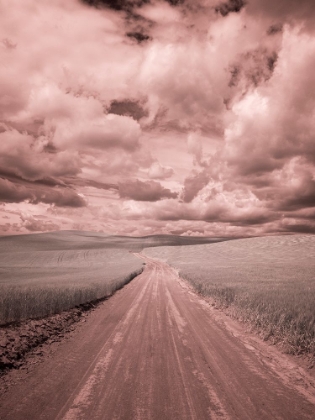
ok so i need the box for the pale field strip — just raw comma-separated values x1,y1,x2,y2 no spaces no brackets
0,232,144,325
144,235,315,356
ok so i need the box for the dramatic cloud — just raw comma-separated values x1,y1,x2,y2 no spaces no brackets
0,129,81,182
1,0,315,236
118,179,178,201
181,170,210,203
215,0,246,17
0,178,86,208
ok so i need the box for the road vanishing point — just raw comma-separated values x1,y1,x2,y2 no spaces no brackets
1,255,315,420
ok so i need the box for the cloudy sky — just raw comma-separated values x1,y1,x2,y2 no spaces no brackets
1,0,315,237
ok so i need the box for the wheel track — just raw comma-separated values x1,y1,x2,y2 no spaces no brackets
0,255,314,420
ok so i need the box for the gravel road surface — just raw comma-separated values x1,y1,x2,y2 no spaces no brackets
0,255,315,419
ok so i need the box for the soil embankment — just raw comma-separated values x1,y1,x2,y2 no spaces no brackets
0,303,95,372
0,256,315,419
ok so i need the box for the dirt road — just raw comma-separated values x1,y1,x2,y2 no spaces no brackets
1,256,315,419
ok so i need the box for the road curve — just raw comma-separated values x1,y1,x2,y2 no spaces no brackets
1,255,315,420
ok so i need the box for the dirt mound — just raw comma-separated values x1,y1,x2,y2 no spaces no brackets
0,302,96,373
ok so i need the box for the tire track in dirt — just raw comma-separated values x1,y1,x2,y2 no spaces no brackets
0,255,314,420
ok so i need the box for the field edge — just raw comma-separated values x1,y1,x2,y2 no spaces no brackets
0,267,144,377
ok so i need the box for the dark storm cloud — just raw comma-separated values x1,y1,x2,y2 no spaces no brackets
247,0,315,26
228,48,278,90
267,24,283,36
281,223,315,234
0,130,81,182
68,177,118,191
82,0,184,11
108,99,148,120
0,170,65,188
0,178,86,208
277,179,315,212
286,209,315,221
119,179,178,201
226,212,276,226
126,31,151,42
215,0,246,16
164,0,184,5
201,200,276,226
181,171,210,203
232,155,283,178
81,0,149,11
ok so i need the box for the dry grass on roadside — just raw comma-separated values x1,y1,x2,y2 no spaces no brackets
0,269,142,325
144,235,315,356
185,273,315,355
0,232,144,325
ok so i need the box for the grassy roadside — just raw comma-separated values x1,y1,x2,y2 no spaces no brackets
183,272,315,356
0,268,144,373
0,232,145,325
0,268,143,326
144,235,315,357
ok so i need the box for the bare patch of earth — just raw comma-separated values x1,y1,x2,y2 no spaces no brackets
0,266,144,386
0,301,101,380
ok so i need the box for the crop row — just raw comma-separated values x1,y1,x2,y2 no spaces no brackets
0,269,143,326
144,235,315,356
0,242,144,325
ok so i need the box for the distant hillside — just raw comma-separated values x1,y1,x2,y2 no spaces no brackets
0,230,231,253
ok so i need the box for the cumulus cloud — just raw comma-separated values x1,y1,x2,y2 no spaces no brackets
148,162,174,180
1,0,315,235
20,215,61,233
222,26,315,178
53,114,141,151
0,129,81,182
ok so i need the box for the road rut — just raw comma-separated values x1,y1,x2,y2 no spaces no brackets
0,255,315,419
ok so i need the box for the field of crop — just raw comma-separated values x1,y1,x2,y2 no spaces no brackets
0,231,224,326
144,235,315,356
0,231,145,325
